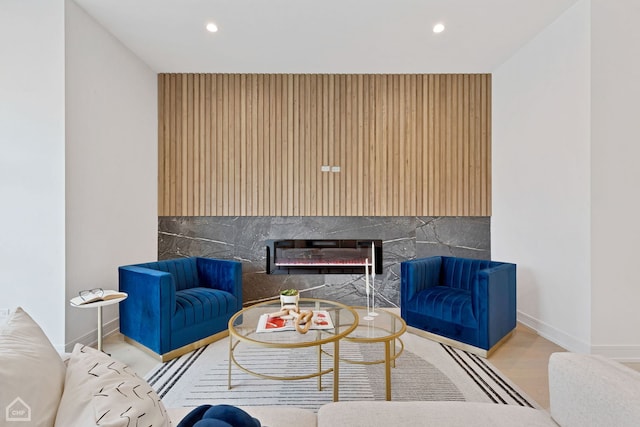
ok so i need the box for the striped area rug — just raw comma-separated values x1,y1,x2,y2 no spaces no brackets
146,332,537,412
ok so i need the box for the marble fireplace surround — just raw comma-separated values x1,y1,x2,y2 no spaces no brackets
158,216,490,308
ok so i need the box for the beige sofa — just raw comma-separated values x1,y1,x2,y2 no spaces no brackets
3,307,640,427
166,352,640,427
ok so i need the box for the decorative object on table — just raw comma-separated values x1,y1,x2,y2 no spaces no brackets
363,258,374,321
256,309,334,334
279,288,299,309
118,256,242,361
369,241,378,317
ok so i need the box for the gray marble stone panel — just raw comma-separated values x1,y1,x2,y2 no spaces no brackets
158,216,490,307
416,217,490,260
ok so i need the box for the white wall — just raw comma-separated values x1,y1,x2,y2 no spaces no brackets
590,0,640,358
65,0,157,350
492,0,592,353
0,0,66,349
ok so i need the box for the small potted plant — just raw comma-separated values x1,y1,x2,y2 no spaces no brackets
279,288,299,308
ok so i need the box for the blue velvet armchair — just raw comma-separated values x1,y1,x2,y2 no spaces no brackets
119,257,242,360
401,256,516,355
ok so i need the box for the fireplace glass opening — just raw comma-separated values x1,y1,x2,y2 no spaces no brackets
266,239,382,275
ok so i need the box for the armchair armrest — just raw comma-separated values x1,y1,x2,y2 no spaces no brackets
473,262,516,349
118,266,176,354
195,257,243,311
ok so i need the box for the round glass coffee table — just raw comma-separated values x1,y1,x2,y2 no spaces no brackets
338,307,407,400
228,298,358,402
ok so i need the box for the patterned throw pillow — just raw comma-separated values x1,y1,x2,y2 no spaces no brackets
0,307,66,427
55,344,171,426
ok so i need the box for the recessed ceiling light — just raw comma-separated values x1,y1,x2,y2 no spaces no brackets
433,23,445,34
206,23,218,33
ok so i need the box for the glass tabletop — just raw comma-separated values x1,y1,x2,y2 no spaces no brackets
229,298,359,348
343,307,406,342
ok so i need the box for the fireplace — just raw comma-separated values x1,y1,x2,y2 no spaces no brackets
266,239,383,275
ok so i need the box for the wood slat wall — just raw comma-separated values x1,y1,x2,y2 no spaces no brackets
158,74,491,217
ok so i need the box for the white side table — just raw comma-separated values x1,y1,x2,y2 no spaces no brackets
70,292,128,352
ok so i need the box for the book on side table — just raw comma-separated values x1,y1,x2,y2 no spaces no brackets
70,290,127,306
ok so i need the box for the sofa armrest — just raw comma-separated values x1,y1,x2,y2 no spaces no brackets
549,352,640,427
118,266,175,354
195,257,243,311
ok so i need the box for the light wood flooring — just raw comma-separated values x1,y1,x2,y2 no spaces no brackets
487,324,566,410
104,321,638,412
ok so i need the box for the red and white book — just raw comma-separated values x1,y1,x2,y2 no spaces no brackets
256,310,334,333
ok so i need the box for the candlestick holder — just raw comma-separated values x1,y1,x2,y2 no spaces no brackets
363,258,374,321
368,241,379,317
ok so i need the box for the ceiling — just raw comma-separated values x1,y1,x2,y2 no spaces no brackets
73,0,580,74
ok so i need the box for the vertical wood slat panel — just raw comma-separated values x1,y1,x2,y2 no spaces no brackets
186,74,194,216
168,75,175,215
256,76,264,216
158,75,166,215
483,74,492,215
158,73,491,217
250,75,258,216
197,74,204,216
381,75,388,216
231,75,238,215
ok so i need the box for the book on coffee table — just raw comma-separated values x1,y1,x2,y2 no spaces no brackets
256,310,334,333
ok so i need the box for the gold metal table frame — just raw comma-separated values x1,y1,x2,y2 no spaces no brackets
227,298,359,402
334,306,407,400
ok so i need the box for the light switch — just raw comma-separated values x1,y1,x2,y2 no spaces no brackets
321,165,330,172
331,166,341,172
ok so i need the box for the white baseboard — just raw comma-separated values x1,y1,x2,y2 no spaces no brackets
519,311,640,361
64,317,120,353
590,345,640,362
517,311,590,354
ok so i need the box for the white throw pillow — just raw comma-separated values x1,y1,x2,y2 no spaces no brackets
0,307,66,427
55,343,171,427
